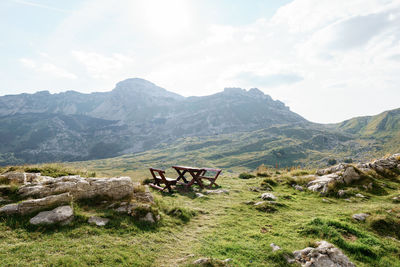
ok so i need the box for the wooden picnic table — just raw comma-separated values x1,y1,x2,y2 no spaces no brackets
172,165,205,188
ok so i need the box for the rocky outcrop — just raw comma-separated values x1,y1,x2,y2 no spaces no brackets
30,205,74,225
293,241,355,267
0,192,72,215
193,258,232,266
261,193,277,200
307,153,400,194
18,176,134,200
1,172,53,185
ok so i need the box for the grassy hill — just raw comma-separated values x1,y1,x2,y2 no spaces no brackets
0,163,399,266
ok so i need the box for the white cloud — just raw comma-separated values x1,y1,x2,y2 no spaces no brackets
6,0,400,123
19,58,77,79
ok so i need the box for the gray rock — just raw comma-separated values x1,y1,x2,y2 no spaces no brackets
306,173,341,194
195,193,205,198
355,193,365,198
29,205,73,225
0,192,72,215
316,164,348,176
338,189,346,197
139,212,158,224
294,185,304,191
193,257,231,266
293,240,355,267
18,176,134,200
88,216,109,226
204,189,229,195
342,167,361,184
353,213,369,222
261,193,277,200
270,243,281,251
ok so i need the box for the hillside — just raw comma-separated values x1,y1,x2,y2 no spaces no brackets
0,78,307,165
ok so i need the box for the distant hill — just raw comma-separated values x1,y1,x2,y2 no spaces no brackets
0,78,309,165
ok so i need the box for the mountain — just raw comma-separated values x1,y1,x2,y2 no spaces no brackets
0,78,308,165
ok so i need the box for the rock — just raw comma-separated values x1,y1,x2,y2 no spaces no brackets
261,193,277,200
193,258,231,266
342,167,361,184
132,184,154,204
355,193,365,198
29,205,73,225
139,212,157,224
18,176,134,200
88,216,109,226
270,243,281,251
322,198,332,203
393,196,400,203
195,193,205,198
316,164,348,176
353,213,369,222
338,190,346,197
0,196,9,204
204,189,229,195
0,192,72,215
2,172,53,185
306,173,341,194
293,240,355,267
254,201,266,206
294,185,304,191
176,254,195,263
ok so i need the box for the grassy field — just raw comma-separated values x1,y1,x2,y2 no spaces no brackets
1,164,400,266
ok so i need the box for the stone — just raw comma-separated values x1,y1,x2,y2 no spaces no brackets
316,164,348,176
88,216,109,226
204,189,229,195
393,196,400,203
342,167,361,184
193,258,231,266
353,213,369,222
0,192,72,215
18,176,134,200
132,184,154,204
293,240,355,267
261,193,277,200
306,173,341,194
322,198,331,203
355,193,365,198
139,212,158,224
195,193,205,198
294,185,304,191
338,189,346,197
29,205,73,225
270,243,281,251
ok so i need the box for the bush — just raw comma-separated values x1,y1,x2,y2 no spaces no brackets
256,172,270,177
344,158,353,163
239,173,255,179
327,158,337,166
261,178,278,187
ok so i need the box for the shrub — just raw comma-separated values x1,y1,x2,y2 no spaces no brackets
344,158,353,163
239,173,255,179
256,172,270,177
261,178,278,187
327,158,337,166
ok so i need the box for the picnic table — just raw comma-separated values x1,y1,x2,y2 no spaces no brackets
149,165,222,192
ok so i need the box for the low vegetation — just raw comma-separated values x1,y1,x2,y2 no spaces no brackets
0,162,399,266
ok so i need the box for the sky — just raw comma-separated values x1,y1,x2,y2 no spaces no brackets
0,0,400,123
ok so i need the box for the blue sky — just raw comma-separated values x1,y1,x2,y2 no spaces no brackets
1,0,400,123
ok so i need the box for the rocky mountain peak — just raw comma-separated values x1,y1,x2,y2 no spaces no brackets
113,78,184,100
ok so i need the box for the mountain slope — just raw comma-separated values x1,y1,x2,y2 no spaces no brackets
0,78,308,165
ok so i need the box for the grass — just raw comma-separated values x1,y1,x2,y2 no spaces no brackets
0,165,400,266
0,163,96,178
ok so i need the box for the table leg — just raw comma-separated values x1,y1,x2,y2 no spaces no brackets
175,169,188,183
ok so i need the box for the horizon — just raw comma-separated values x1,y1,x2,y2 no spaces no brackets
1,0,400,123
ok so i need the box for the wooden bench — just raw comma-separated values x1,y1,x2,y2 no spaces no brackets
198,168,222,188
148,168,178,193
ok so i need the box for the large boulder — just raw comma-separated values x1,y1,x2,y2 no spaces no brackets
306,173,341,194
2,172,53,185
18,176,134,200
342,167,361,184
293,241,355,267
0,192,72,215
29,205,73,225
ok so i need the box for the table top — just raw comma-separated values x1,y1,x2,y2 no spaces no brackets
171,165,204,171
